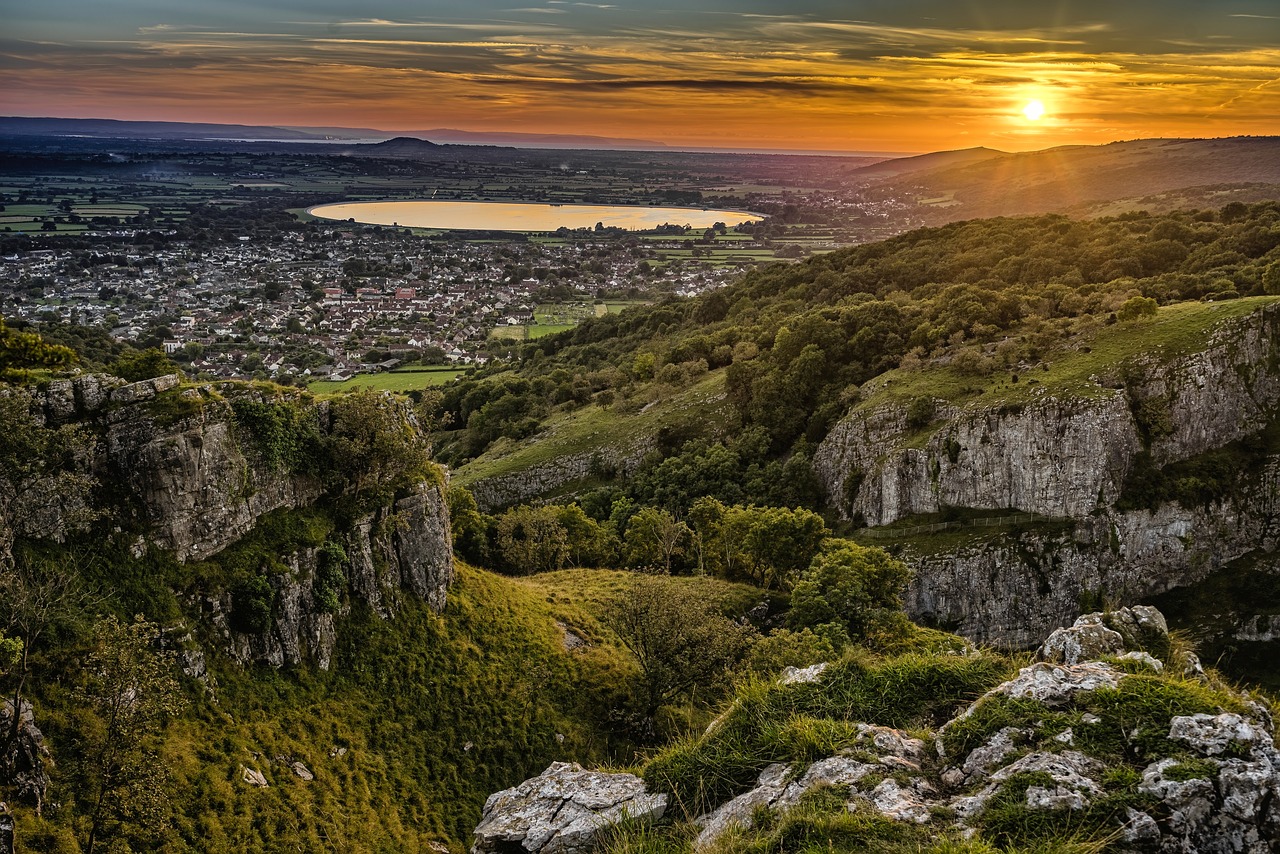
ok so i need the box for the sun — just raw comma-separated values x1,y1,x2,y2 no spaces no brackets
1022,99,1046,121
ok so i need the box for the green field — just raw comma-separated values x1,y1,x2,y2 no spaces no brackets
308,367,465,393
491,299,649,341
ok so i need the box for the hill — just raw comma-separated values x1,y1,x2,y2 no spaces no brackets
433,201,1280,687
348,136,443,156
863,137,1280,224
852,146,1005,178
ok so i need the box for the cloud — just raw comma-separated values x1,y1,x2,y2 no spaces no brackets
3,1,1278,150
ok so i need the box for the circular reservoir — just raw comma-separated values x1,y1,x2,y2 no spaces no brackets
307,200,763,232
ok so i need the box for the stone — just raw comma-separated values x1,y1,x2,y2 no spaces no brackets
241,766,269,788
1115,651,1163,671
1038,621,1125,665
290,761,314,781
472,762,666,854
867,778,933,824
1168,713,1272,758
774,757,877,813
556,622,586,651
958,726,1027,781
778,662,828,685
951,752,1102,821
855,723,926,763
695,763,790,850
981,661,1122,708
0,699,51,813
1121,807,1161,844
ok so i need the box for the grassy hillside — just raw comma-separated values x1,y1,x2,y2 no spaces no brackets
867,137,1280,225
434,203,1280,511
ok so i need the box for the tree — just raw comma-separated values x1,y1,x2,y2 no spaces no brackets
742,504,829,591
1117,295,1158,323
109,347,179,382
496,505,569,574
325,390,434,510
788,540,912,643
0,318,76,374
552,503,617,568
606,576,754,719
74,615,185,854
1,556,94,767
447,485,492,565
623,507,691,573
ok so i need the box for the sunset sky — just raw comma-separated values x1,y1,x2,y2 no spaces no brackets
3,0,1279,152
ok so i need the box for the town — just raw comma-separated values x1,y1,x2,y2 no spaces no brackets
0,140,921,386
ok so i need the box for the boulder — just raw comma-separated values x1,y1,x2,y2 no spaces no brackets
778,662,829,685
472,762,666,854
694,763,791,850
240,766,269,788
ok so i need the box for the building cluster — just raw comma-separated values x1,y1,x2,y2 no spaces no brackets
1,226,763,382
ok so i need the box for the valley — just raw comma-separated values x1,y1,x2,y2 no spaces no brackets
1,129,1280,853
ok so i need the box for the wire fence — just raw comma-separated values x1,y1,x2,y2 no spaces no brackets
859,513,1039,539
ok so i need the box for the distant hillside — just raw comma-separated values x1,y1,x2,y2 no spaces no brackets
347,136,443,156
868,136,1280,223
853,146,1004,178
0,115,324,140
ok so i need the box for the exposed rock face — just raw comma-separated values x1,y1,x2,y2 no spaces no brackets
94,378,332,562
107,414,324,562
812,304,1280,649
0,699,51,814
195,548,340,671
191,480,453,670
817,303,1279,526
11,375,455,671
471,762,667,854
465,440,652,512
346,482,454,621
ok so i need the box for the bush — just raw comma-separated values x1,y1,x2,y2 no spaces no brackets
788,541,913,642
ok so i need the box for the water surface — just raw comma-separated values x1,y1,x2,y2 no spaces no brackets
308,200,763,231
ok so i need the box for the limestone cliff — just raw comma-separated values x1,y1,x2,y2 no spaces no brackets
4,374,454,671
813,301,1280,650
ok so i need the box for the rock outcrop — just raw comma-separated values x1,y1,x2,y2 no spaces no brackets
474,606,1280,853
812,303,1280,649
0,699,51,814
8,375,455,671
471,762,667,854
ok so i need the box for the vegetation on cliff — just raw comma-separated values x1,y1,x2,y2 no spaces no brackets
440,202,1280,511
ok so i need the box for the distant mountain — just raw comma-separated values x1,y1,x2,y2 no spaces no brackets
348,136,443,156
0,116,672,151
397,128,669,150
852,146,1005,178
866,136,1280,223
0,116,325,140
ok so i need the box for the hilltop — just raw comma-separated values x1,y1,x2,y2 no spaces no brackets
860,136,1280,223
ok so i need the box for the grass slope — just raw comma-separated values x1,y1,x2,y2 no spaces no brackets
453,370,735,489
23,564,714,853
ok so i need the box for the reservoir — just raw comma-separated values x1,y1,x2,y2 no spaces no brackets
307,200,763,232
